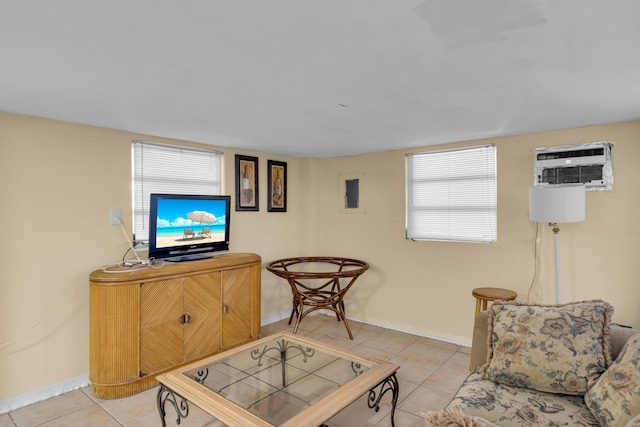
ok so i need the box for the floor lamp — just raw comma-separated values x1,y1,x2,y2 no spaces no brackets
528,185,586,303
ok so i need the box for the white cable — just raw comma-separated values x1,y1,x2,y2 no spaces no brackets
0,226,149,348
527,221,546,303
119,222,142,262
102,264,151,273
527,222,540,302
0,280,85,350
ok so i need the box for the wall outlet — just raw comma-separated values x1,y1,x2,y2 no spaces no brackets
110,209,122,225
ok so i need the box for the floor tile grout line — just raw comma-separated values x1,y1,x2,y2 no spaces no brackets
420,347,463,387
80,388,129,426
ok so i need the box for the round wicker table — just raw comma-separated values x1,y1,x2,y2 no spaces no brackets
267,257,369,340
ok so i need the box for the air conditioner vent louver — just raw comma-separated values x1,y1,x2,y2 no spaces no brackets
536,147,604,161
541,164,603,185
534,142,613,191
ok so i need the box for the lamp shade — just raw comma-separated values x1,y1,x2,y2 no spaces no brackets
529,185,586,223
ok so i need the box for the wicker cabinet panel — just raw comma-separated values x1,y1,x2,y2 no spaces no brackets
139,279,184,375
89,283,139,387
222,267,253,348
184,271,223,360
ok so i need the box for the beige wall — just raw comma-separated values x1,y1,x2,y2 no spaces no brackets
0,112,297,400
1,111,639,401
320,122,640,343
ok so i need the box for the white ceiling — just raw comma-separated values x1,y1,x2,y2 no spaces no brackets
2,1,639,158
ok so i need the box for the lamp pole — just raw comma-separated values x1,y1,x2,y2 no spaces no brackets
550,223,561,303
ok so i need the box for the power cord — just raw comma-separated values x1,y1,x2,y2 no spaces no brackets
0,223,167,349
101,223,168,271
118,223,142,263
527,221,545,302
0,240,130,350
0,280,86,350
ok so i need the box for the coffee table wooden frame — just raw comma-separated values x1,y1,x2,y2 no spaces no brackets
156,332,399,427
266,257,369,340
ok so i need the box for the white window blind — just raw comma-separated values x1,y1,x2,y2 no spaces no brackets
132,140,222,242
407,144,497,243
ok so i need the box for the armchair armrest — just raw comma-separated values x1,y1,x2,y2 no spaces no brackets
469,311,489,370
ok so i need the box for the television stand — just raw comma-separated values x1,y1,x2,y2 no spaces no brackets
89,253,261,399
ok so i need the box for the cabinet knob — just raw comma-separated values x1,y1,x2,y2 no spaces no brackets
223,304,229,314
179,313,192,324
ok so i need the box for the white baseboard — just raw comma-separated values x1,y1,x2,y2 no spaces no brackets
351,316,470,348
268,309,469,348
0,373,90,415
260,309,290,326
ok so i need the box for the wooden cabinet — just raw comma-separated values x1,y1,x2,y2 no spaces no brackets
89,253,261,399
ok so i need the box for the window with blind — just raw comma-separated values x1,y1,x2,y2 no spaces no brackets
132,140,223,242
406,144,497,243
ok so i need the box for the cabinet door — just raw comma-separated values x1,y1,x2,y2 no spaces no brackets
222,267,254,348
184,272,222,360
139,279,184,376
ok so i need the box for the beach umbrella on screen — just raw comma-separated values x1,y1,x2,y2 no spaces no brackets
187,211,216,225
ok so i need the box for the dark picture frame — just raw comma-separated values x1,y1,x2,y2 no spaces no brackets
235,155,259,211
267,160,287,212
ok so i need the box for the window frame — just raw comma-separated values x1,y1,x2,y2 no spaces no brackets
132,140,223,243
406,144,497,243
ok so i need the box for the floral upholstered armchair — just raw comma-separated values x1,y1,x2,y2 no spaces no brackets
424,300,640,427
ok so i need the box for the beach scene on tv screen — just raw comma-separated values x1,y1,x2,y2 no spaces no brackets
156,198,227,249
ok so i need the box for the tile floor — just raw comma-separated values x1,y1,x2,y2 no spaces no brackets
0,315,471,427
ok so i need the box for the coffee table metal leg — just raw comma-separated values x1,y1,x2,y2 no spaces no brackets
157,383,190,427
367,373,399,427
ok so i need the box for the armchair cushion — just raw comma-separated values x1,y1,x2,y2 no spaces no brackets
483,300,613,396
423,408,498,426
627,413,640,427
446,370,600,426
585,332,640,427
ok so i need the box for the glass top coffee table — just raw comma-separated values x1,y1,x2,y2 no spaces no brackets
157,332,399,427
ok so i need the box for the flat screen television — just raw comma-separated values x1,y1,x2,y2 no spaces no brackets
148,193,231,261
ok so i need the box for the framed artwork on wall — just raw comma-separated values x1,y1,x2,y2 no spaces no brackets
267,160,287,212
235,155,259,211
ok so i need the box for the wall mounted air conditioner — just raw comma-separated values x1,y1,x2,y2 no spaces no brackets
534,142,614,191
